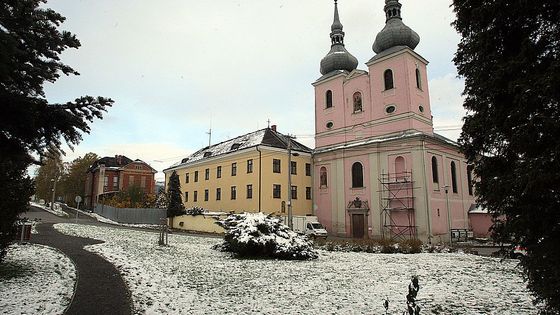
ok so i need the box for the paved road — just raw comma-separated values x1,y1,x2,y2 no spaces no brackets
27,206,133,315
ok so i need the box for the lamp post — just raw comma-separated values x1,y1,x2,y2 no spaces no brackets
286,134,298,230
50,177,58,210
444,185,452,243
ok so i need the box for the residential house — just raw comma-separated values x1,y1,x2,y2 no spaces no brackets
85,155,157,208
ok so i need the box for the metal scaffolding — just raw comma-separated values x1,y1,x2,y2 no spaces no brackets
379,171,418,240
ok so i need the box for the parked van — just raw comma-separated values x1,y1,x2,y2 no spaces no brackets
282,215,328,239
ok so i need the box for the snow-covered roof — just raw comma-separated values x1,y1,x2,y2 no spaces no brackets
468,204,489,214
314,130,460,155
314,130,423,154
166,128,312,171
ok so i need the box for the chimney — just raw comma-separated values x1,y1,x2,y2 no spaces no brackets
271,125,277,132
115,155,122,165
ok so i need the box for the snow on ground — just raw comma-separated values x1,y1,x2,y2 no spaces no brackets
29,201,68,217
0,243,76,314
86,212,161,229
55,224,538,314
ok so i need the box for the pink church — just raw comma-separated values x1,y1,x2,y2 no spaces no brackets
312,0,483,243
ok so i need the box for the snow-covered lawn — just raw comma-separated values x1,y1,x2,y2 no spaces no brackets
55,224,537,314
0,243,76,314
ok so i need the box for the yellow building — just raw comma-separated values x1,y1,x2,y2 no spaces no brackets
163,126,313,216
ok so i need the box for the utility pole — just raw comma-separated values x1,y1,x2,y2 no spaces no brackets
50,177,58,210
286,134,296,230
206,129,212,147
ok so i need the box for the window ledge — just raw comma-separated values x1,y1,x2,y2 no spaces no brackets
350,187,366,191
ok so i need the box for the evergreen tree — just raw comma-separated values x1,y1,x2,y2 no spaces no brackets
0,1,113,261
452,1,560,312
166,171,184,218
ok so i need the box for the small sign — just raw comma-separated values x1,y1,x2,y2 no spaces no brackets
75,196,82,203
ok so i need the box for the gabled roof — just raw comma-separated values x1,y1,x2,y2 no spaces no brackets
88,156,157,173
122,159,158,173
88,155,133,172
166,128,312,170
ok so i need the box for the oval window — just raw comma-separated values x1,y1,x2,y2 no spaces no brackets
326,122,334,129
385,105,396,114
419,105,424,113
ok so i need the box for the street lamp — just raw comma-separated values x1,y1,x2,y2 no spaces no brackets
286,135,298,230
443,185,452,243
50,177,58,210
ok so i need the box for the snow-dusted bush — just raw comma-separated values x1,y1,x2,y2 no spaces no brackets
185,207,205,216
314,238,423,254
154,188,168,210
214,212,318,260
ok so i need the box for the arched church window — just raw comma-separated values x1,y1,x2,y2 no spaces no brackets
451,161,458,193
416,68,422,90
326,90,333,108
384,69,394,90
351,162,364,188
320,167,328,188
431,156,439,184
353,92,362,112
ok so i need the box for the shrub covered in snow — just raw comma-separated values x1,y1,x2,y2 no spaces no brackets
185,207,205,216
214,212,318,260
314,238,422,254
154,188,168,210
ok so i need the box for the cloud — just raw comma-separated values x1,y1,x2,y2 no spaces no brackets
429,73,467,141
39,0,464,169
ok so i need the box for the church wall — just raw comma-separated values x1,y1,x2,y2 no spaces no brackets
311,1,477,242
342,74,372,138
314,76,347,148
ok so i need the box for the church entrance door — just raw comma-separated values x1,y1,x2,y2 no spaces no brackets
352,214,365,238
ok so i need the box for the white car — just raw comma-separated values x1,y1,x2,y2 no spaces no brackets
306,222,328,239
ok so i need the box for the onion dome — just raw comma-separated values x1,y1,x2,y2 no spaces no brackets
372,0,420,54
320,0,358,75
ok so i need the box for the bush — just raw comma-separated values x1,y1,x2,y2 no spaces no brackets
214,212,318,260
400,239,423,254
103,185,156,208
185,207,205,216
314,238,423,254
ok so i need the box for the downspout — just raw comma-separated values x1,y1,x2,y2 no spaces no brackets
256,146,262,212
311,152,315,216
421,139,433,244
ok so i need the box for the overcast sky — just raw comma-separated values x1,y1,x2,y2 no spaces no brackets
43,0,466,180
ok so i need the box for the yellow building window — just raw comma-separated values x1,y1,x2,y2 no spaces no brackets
273,184,281,199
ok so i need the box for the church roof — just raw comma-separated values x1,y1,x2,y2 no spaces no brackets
314,130,459,155
320,0,358,75
372,0,420,54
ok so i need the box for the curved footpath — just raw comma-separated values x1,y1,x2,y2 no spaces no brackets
27,206,132,315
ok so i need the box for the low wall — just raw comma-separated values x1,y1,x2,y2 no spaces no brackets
469,213,493,238
171,214,225,234
95,204,166,225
